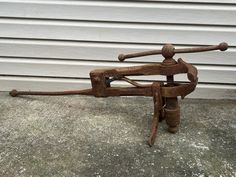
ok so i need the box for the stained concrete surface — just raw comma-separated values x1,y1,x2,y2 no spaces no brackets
0,92,235,177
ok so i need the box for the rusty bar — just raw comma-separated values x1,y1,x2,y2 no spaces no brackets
118,42,228,61
9,89,94,97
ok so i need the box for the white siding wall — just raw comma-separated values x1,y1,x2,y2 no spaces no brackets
0,0,235,99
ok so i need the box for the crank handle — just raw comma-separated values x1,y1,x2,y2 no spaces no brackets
118,42,228,61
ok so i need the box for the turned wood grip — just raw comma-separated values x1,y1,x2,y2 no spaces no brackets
118,42,228,61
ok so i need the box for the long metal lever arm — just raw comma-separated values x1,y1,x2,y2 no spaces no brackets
118,42,228,61
9,89,93,97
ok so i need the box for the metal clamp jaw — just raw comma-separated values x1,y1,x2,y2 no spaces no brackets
116,42,228,146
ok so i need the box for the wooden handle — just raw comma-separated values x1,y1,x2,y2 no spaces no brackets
118,42,228,61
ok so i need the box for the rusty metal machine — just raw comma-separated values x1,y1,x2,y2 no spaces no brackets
9,42,228,146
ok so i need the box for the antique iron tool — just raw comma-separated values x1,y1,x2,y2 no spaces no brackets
9,42,228,146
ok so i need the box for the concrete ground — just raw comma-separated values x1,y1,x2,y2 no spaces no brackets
0,92,235,177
